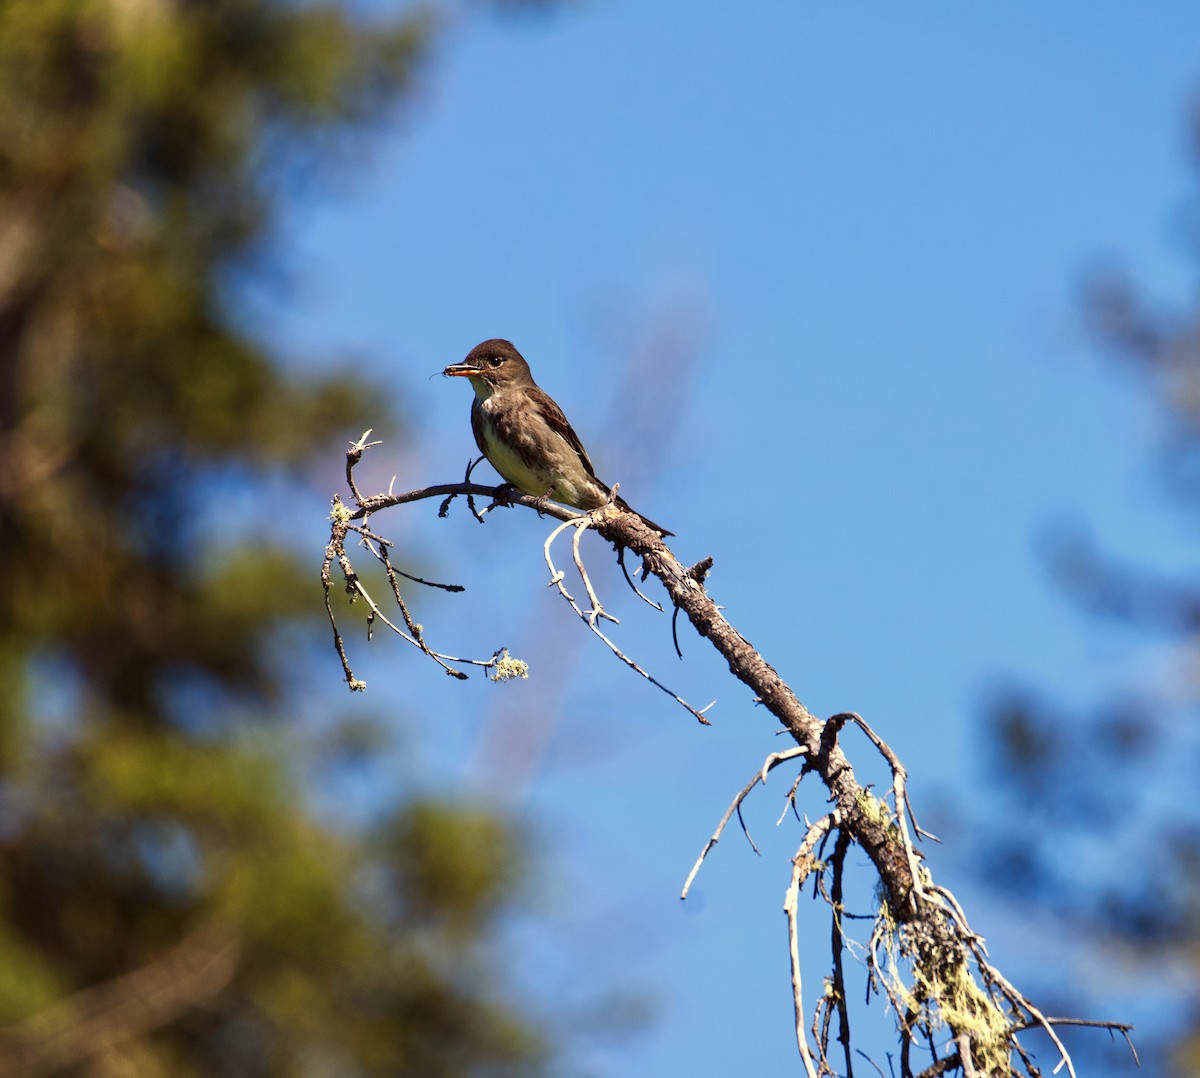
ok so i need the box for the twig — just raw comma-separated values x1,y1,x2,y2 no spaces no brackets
914,1057,960,1078
347,524,465,592
321,442,546,685
440,455,487,521
323,570,365,690
855,1048,888,1078
775,769,805,826
957,1033,979,1078
572,521,618,627
680,747,806,898
987,964,1078,1078
617,546,664,611
1018,1019,1138,1067
345,429,381,506
1008,1032,1043,1078
784,813,838,1078
322,496,366,691
324,503,505,683
670,557,714,660
348,579,466,679
829,828,854,1077
543,515,713,725
928,884,986,952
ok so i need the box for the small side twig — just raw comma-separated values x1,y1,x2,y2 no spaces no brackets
572,522,618,627
322,495,367,691
855,1049,888,1078
680,746,806,898
543,515,713,725
617,546,664,611
323,449,520,684
440,455,487,521
345,429,381,506
784,812,839,1078
347,524,465,592
1017,1018,1138,1067
828,828,854,1077
670,556,714,659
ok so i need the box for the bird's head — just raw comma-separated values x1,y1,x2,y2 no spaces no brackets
442,339,534,390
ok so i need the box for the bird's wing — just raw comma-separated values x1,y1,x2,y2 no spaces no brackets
469,400,488,457
527,386,603,483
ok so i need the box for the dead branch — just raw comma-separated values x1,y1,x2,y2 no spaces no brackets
321,436,1135,1077
680,747,806,899
785,812,838,1076
541,515,714,723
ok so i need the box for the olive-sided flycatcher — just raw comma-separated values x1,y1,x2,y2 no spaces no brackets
442,339,671,536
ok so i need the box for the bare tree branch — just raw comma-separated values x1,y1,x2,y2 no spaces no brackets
322,438,1136,1077
680,747,806,899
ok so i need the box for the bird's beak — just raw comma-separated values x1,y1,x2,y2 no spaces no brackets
442,363,480,378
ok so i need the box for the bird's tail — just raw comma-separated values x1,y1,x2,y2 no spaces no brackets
613,494,672,537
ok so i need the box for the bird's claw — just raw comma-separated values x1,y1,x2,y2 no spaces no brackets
490,483,521,507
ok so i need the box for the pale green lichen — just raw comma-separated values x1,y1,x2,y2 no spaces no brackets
912,956,1009,1073
875,907,1011,1075
330,500,353,525
856,789,900,841
490,650,529,682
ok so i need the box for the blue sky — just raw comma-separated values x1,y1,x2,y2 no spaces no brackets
273,5,1200,1073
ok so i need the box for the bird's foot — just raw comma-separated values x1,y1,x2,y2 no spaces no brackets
529,487,556,519
485,483,522,514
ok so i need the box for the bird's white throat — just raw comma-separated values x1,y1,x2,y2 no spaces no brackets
467,375,494,403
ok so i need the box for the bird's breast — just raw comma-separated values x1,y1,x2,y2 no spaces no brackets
473,394,604,508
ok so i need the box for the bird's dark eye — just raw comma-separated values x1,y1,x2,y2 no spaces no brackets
488,356,503,368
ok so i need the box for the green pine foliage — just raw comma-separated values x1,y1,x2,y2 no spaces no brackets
0,1,545,1073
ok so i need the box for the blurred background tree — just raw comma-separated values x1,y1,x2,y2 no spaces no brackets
980,100,1200,1078
0,1,548,1073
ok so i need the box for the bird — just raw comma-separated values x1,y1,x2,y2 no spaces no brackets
442,339,672,536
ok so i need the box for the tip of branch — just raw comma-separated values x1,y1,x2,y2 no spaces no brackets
349,429,382,454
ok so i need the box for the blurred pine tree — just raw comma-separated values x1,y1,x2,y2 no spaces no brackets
979,106,1200,1078
0,2,544,1074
